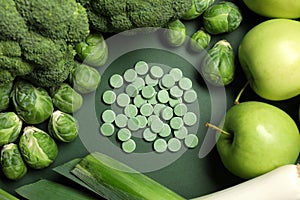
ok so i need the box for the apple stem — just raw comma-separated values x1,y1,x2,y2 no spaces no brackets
234,81,250,105
205,122,231,137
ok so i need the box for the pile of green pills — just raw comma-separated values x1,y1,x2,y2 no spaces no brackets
100,60,199,153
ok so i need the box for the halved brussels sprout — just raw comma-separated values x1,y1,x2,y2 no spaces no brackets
1,143,27,180
201,40,235,86
0,82,13,111
11,80,54,124
50,83,83,113
203,1,242,34
48,110,79,142
69,63,101,94
75,33,108,67
164,19,187,47
0,112,22,146
19,126,58,169
182,0,216,20
190,29,211,52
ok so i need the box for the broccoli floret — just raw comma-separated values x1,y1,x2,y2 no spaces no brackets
0,0,28,41
77,0,192,33
0,41,22,57
14,0,90,43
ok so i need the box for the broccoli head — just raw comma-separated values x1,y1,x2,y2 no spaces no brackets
14,0,90,43
77,0,192,33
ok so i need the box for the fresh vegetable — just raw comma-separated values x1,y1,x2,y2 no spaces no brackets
238,19,300,100
203,1,242,34
11,80,54,124
50,83,83,114
0,112,22,146
164,20,187,47
69,63,101,94
0,82,13,111
182,0,215,20
0,188,19,200
77,0,192,33
75,33,108,67
0,143,27,180
48,110,79,143
201,40,235,86
71,152,185,200
192,164,300,200
190,29,211,52
19,126,58,169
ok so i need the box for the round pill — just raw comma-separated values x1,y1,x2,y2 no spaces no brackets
167,138,182,152
161,106,173,121
183,112,197,126
145,74,159,86
157,90,170,104
133,95,147,108
117,128,131,142
161,74,175,89
170,117,184,130
169,68,183,82
168,97,182,108
124,104,138,118
150,118,164,133
147,115,160,126
123,68,137,83
150,65,164,79
183,89,198,104
101,109,116,123
153,104,166,116
132,77,145,90
184,134,199,148
141,85,156,99
109,74,124,88
143,128,157,142
140,103,154,117
179,77,193,91
174,126,188,139
122,139,136,153
159,124,171,138
125,84,139,97
170,86,183,99
134,60,149,75
127,117,140,131
153,139,167,153
174,103,188,117
136,115,147,129
115,114,128,128
100,123,115,136
147,93,158,105
116,93,130,107
102,90,116,105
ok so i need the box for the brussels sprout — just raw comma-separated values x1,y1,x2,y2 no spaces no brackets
201,40,235,86
48,110,79,142
50,83,83,113
182,0,216,20
0,82,13,111
69,63,101,94
1,143,27,180
19,126,58,169
0,112,22,146
203,1,242,34
11,80,54,124
75,33,108,67
190,29,211,52
164,19,187,47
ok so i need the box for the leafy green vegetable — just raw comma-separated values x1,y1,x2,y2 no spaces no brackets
182,0,215,20
164,19,187,47
0,82,13,111
0,112,22,146
0,143,27,180
19,126,58,169
0,188,19,200
190,29,211,52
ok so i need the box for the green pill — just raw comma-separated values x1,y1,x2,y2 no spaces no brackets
124,104,138,118
100,123,115,136
109,74,124,88
102,109,116,123
102,90,116,105
123,68,137,83
184,89,198,104
133,95,147,108
161,74,176,89
140,103,154,117
147,93,158,105
161,106,173,121
136,115,148,129
183,112,197,126
143,128,157,142
122,139,136,153
147,115,160,126
132,77,145,90
179,77,193,91
150,118,164,133
153,138,167,153
141,85,156,99
174,126,188,139
170,86,183,99
115,113,128,128
174,103,188,117
159,124,171,138
153,104,166,116
167,138,182,152
116,93,130,107
127,117,140,131
157,90,170,104
125,84,139,97
170,117,184,130
150,65,164,79
117,128,131,142
145,74,159,86
169,68,183,82
184,134,199,148
134,61,149,75
168,97,182,108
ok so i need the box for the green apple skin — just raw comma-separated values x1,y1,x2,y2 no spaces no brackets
243,0,300,19
238,19,300,101
216,101,300,179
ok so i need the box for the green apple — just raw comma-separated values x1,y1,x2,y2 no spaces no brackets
238,19,300,101
243,0,300,19
215,101,300,179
